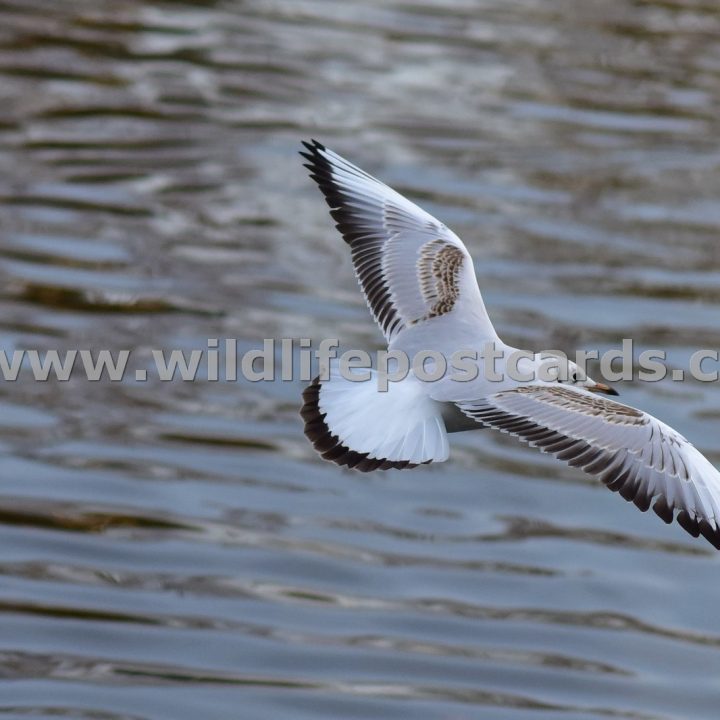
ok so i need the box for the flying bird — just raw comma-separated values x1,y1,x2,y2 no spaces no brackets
299,139,720,550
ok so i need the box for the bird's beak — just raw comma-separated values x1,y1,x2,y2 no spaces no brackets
591,382,619,396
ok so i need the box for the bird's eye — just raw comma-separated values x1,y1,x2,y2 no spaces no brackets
571,372,578,383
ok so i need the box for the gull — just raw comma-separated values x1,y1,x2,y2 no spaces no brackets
298,139,720,550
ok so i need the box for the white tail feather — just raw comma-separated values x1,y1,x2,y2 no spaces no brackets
302,362,449,470
317,364,449,466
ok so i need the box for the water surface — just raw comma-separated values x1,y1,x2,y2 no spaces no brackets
1,1,720,718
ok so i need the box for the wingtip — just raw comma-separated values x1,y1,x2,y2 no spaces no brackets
299,138,326,155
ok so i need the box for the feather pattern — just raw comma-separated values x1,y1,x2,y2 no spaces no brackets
300,139,498,345
457,386,720,549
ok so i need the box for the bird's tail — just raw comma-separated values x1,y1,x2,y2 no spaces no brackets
300,364,449,471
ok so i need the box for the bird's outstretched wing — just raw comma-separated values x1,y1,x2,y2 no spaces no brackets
300,140,497,345
457,385,720,549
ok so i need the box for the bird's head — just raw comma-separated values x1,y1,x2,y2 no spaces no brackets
541,357,619,396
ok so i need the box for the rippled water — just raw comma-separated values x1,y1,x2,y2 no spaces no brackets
1,0,720,718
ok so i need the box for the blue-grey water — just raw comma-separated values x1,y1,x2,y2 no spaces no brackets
1,1,720,718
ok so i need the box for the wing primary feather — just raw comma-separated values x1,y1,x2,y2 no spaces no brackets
653,496,674,524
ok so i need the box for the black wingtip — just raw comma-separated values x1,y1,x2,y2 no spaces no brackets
299,138,326,156
299,140,332,179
